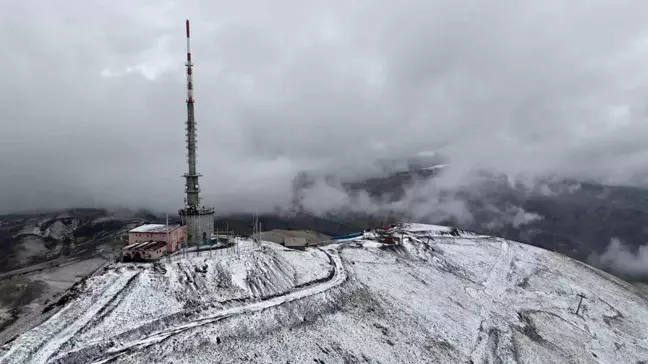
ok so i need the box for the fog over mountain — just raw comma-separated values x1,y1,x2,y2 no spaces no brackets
3,0,648,217
589,238,648,281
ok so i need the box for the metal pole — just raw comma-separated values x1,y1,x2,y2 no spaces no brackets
575,293,586,315
166,213,169,253
196,216,200,258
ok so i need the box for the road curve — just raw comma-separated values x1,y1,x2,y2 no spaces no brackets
51,248,347,364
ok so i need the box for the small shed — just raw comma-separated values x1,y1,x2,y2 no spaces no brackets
283,237,307,251
122,241,167,262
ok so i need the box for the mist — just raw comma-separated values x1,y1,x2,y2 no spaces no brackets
293,168,548,230
3,0,648,214
589,238,648,281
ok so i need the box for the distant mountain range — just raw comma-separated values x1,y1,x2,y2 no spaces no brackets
287,166,648,281
1,167,648,280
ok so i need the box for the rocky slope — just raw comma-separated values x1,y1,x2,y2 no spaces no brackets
0,209,150,345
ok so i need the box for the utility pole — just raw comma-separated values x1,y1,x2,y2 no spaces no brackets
211,228,215,257
252,213,256,244
256,212,260,245
575,293,586,315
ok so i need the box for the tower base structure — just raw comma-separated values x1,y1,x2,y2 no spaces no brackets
179,206,215,246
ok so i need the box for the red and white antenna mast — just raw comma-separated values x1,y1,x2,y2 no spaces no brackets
182,19,200,209
179,19,215,249
186,19,194,104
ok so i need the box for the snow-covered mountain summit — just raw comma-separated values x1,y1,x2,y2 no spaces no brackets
1,223,647,363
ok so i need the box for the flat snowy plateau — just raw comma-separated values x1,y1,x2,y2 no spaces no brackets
1,223,647,364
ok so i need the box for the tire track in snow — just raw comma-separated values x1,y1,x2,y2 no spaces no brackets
53,249,347,364
469,240,515,364
55,272,142,355
0,269,140,364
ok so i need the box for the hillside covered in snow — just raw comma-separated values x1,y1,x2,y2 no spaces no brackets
1,224,647,363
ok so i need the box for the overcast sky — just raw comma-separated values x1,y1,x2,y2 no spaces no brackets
2,0,648,214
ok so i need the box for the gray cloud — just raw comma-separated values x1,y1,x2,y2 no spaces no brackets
296,173,474,225
479,205,543,230
2,0,648,214
589,238,648,281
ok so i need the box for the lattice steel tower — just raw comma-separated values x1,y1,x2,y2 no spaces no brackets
178,19,214,246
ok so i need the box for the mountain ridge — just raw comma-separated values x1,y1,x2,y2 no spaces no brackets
2,223,647,363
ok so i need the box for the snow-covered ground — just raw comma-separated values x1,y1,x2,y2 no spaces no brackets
2,226,647,364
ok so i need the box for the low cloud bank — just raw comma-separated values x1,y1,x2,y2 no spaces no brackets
589,238,648,281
